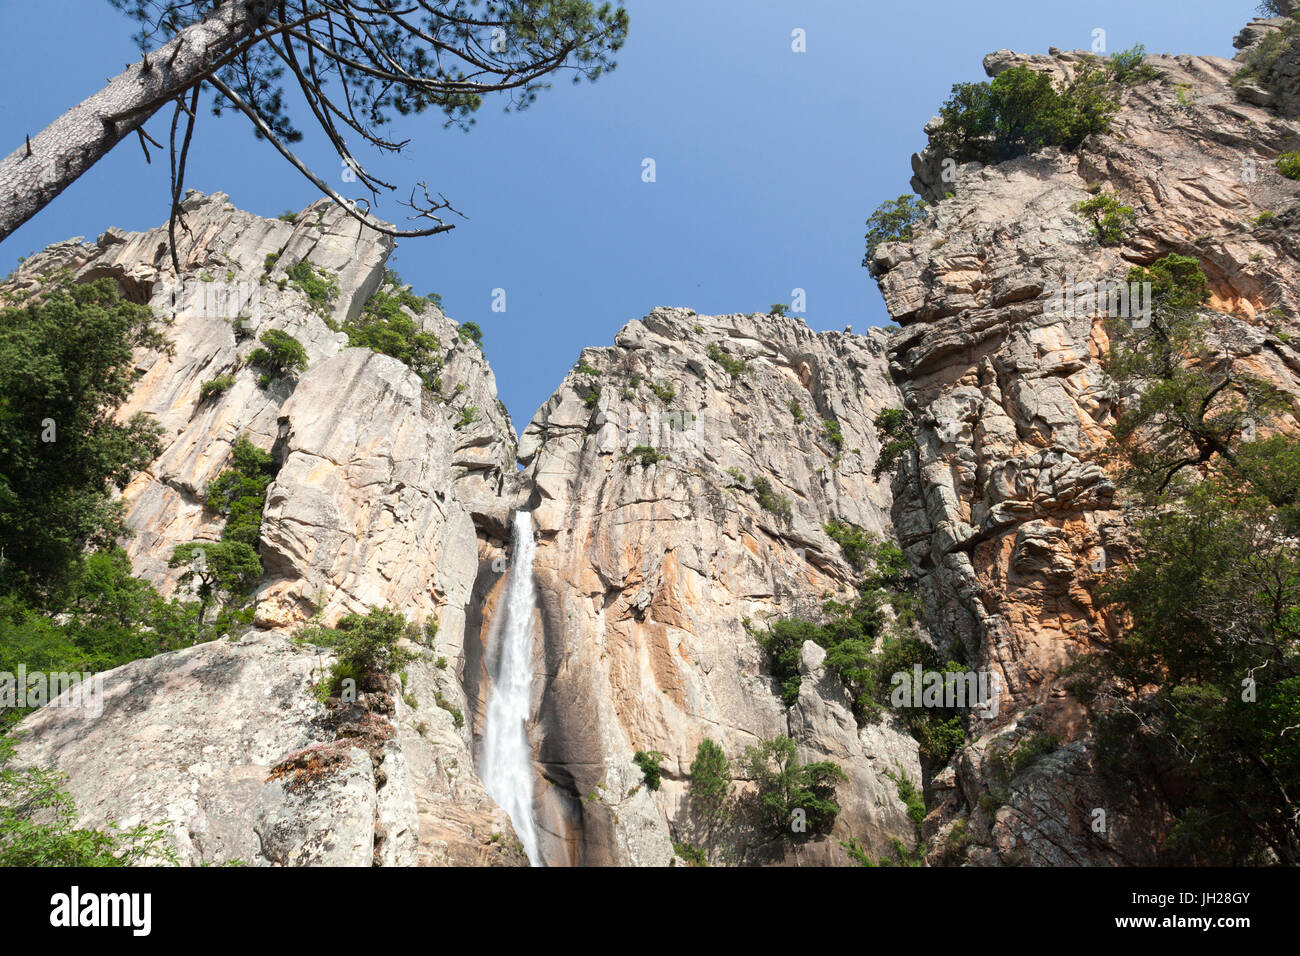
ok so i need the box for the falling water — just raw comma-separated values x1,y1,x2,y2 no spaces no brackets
481,510,544,866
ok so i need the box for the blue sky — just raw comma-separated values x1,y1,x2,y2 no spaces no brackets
0,1,1254,429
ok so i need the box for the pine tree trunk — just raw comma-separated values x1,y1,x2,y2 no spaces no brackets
0,0,278,242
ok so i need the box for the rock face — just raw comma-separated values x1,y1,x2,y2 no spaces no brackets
19,25,1294,871
7,192,525,866
874,40,1300,863
500,307,922,865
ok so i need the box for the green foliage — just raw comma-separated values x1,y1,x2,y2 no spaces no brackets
286,259,339,315
454,405,480,430
1233,13,1300,93
1084,245,1300,862
278,211,299,223
750,475,792,521
706,343,751,378
168,435,277,631
582,384,601,408
1071,193,1136,246
1107,44,1162,86
788,399,805,422
0,736,176,865
824,520,873,571
248,329,308,381
862,195,927,265
109,0,629,149
1105,254,1285,498
203,435,276,548
1277,152,1300,180
434,691,465,728
927,62,1119,166
632,750,666,791
743,736,847,839
0,277,166,601
0,549,222,729
890,770,927,832
457,321,484,350
688,738,732,826
313,608,416,699
649,380,676,404
622,445,669,467
575,361,601,377
672,840,708,866
750,539,963,766
345,271,442,389
872,407,916,479
769,303,788,317
199,373,235,401
821,418,844,453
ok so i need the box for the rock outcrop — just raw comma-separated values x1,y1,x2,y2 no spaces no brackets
875,38,1300,864
500,307,922,865
7,192,524,866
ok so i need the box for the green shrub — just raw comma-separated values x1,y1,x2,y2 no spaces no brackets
1106,44,1162,86
751,476,792,521
863,195,928,265
583,384,601,408
928,63,1119,166
707,343,751,378
873,408,916,479
632,750,666,790
434,691,465,728
688,738,732,826
199,373,235,402
458,321,483,349
203,435,276,548
622,445,669,467
315,607,415,698
286,259,339,315
889,770,927,833
345,272,442,389
821,418,844,452
248,329,308,380
769,303,789,317
1071,193,1136,246
649,380,676,404
672,840,708,866
743,736,847,838
824,520,874,571
455,405,479,429
1278,152,1300,180
575,361,601,377
1233,13,1300,93
788,399,805,422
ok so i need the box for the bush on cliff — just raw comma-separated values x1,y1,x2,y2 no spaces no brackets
862,195,927,265
927,61,1119,166
743,736,846,838
346,271,443,390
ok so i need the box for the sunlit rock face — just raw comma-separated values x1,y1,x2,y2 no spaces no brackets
878,41,1300,864
511,306,921,866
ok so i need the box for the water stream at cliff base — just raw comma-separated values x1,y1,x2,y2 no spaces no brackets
481,510,544,866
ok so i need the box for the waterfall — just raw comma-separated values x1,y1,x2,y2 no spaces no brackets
481,510,544,866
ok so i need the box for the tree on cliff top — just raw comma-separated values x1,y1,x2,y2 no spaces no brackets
0,1,629,251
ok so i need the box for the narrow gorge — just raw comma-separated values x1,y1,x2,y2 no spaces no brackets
6,6,1300,869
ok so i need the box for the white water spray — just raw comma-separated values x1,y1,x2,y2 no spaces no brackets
481,510,543,866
